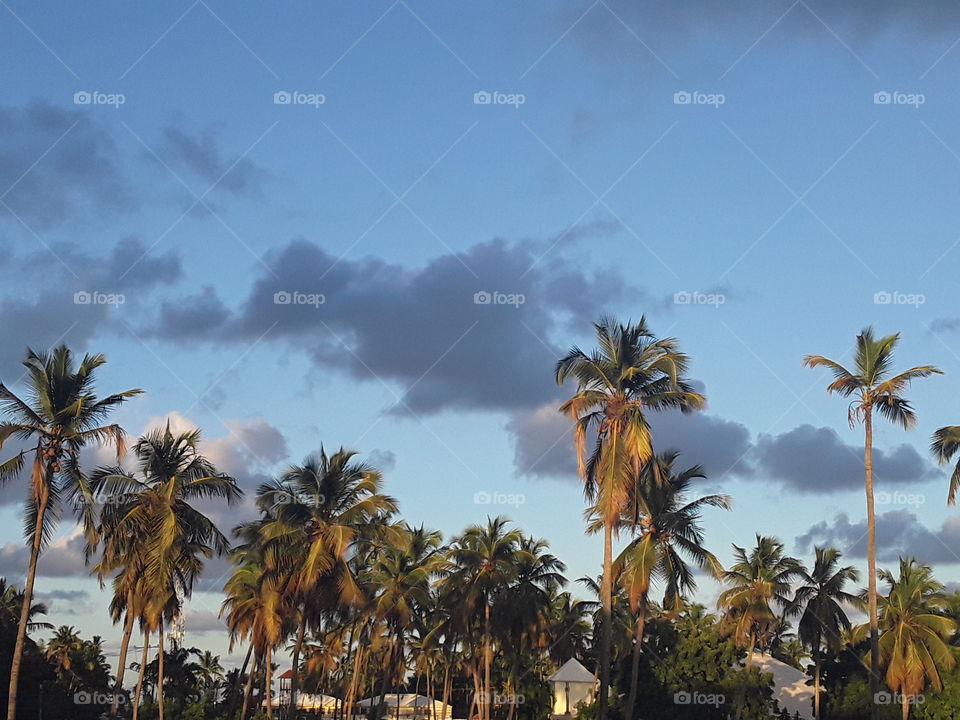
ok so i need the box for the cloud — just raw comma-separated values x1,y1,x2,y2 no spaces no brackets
753,424,936,493
0,101,133,228
796,510,960,565
154,124,267,197
34,589,93,616
184,608,229,635
143,228,632,414
0,528,89,579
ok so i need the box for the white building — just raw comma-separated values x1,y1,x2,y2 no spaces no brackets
548,658,596,717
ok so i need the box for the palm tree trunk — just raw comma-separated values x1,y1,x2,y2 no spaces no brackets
470,667,481,720
626,607,647,718
110,593,136,720
228,644,253,720
290,611,307,718
865,408,880,720
483,602,492,720
241,650,260,720
346,642,364,720
132,629,150,720
901,690,909,720
813,647,821,720
266,645,274,720
440,663,451,720
6,485,50,720
597,517,613,720
158,622,166,720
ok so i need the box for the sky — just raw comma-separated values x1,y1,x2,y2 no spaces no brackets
3,0,960,672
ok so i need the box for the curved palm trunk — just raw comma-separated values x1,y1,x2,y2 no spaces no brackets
864,409,880,720
483,602,492,720
6,484,50,720
158,623,166,720
346,642,365,720
625,608,647,718
132,629,150,720
440,663,451,720
901,690,909,720
597,518,613,720
241,650,260,720
110,593,137,720
813,645,821,720
266,645,274,720
289,612,307,718
227,644,253,720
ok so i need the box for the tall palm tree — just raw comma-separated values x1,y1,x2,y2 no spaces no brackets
92,422,241,719
448,516,525,720
0,345,142,720
255,447,396,716
717,535,804,666
609,450,730,719
804,327,940,716
855,558,957,720
556,317,704,720
788,546,862,719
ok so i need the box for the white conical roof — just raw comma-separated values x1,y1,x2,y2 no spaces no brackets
548,658,595,683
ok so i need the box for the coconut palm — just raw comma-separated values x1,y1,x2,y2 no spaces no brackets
556,317,704,720
787,546,862,719
447,516,525,720
855,558,957,720
609,450,730,719
255,447,397,716
0,345,142,720
718,535,804,666
91,422,241,719
804,327,940,715
929,426,960,505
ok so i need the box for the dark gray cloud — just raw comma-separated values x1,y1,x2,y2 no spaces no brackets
930,317,960,333
0,237,181,377
0,101,133,228
154,124,267,197
184,608,229,635
34,588,93,617
0,531,89,579
144,228,631,414
796,510,960,565
753,424,936,493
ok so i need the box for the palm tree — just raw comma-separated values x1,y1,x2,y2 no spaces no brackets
447,516,525,720
255,447,397,717
804,327,940,715
0,345,142,720
929,426,960,505
718,535,804,666
196,650,225,701
92,422,241,719
555,317,704,720
788,546,862,719
855,558,957,720
609,450,730,719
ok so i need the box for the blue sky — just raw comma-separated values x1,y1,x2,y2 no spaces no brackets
3,0,960,670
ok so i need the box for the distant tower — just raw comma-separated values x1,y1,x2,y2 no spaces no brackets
169,585,186,649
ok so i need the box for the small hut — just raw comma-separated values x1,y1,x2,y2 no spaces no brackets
548,658,595,717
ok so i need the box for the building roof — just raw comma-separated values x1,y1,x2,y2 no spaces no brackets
548,658,595,684
278,669,295,679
